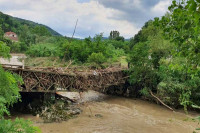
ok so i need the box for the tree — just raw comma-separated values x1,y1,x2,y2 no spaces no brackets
0,41,40,133
109,31,120,40
115,36,125,42
32,26,51,36
88,52,106,66
157,0,200,110
0,27,4,40
128,0,200,111
20,25,36,46
129,20,156,49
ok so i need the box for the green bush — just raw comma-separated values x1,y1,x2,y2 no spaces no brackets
128,0,200,111
0,118,40,133
88,52,106,65
59,34,126,64
25,34,127,65
10,42,21,53
0,42,39,133
0,41,11,58
26,43,59,57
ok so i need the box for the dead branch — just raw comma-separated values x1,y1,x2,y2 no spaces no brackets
149,90,174,112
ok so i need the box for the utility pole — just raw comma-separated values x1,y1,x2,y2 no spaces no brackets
72,19,78,39
63,19,78,61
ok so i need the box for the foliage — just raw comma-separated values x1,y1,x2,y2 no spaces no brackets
0,41,39,133
0,11,61,50
60,40,90,62
0,41,11,58
0,67,23,117
25,34,126,66
157,0,200,109
9,42,28,53
0,118,40,133
109,31,120,40
109,30,125,42
19,25,36,46
88,52,106,65
32,26,51,36
0,27,3,40
58,34,126,65
0,42,22,116
26,43,59,57
128,0,200,111
129,20,155,49
0,11,60,36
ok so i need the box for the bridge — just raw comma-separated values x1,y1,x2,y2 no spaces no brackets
3,64,128,94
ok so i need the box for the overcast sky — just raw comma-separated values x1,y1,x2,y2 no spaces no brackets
0,0,171,38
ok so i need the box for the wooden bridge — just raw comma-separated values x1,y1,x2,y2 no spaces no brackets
3,64,128,93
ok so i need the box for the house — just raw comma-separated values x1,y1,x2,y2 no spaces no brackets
4,31,19,42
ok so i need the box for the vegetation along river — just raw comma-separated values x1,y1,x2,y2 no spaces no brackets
13,97,200,133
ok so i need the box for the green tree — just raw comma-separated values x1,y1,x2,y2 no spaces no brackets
109,31,120,40
109,30,125,42
20,25,36,46
129,20,156,49
0,27,4,40
128,0,200,111
158,0,200,109
32,26,51,36
88,52,106,66
115,36,125,42
0,41,40,133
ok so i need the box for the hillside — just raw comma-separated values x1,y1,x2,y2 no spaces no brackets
0,11,61,36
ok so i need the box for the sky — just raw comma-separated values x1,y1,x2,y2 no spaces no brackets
0,0,171,39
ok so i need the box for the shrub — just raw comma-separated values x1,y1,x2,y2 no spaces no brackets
0,41,11,58
26,43,59,57
0,118,40,133
10,42,21,53
88,52,106,65
0,41,39,133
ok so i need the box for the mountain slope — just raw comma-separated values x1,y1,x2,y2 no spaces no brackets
0,11,61,36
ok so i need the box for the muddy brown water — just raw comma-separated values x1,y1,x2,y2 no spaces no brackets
4,55,199,132
13,97,200,133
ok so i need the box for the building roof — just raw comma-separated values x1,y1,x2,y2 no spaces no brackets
5,31,17,36
4,31,19,42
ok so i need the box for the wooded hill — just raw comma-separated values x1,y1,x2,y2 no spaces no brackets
0,11,61,36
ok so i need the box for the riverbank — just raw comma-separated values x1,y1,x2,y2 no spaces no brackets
11,97,200,133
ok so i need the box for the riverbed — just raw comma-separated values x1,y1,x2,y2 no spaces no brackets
14,97,200,133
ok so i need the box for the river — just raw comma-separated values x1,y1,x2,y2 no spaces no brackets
3,55,199,133
14,97,200,133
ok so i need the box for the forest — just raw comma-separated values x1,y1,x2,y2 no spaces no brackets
0,0,200,132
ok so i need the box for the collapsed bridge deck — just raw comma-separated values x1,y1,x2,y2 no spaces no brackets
3,65,128,93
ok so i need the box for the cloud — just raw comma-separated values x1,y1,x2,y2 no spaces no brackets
0,0,171,38
95,0,171,27
151,0,171,16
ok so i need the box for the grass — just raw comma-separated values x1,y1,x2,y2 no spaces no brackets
119,56,128,68
25,57,67,67
25,56,128,69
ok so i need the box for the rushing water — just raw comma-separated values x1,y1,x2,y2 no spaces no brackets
14,97,200,133
4,55,199,132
